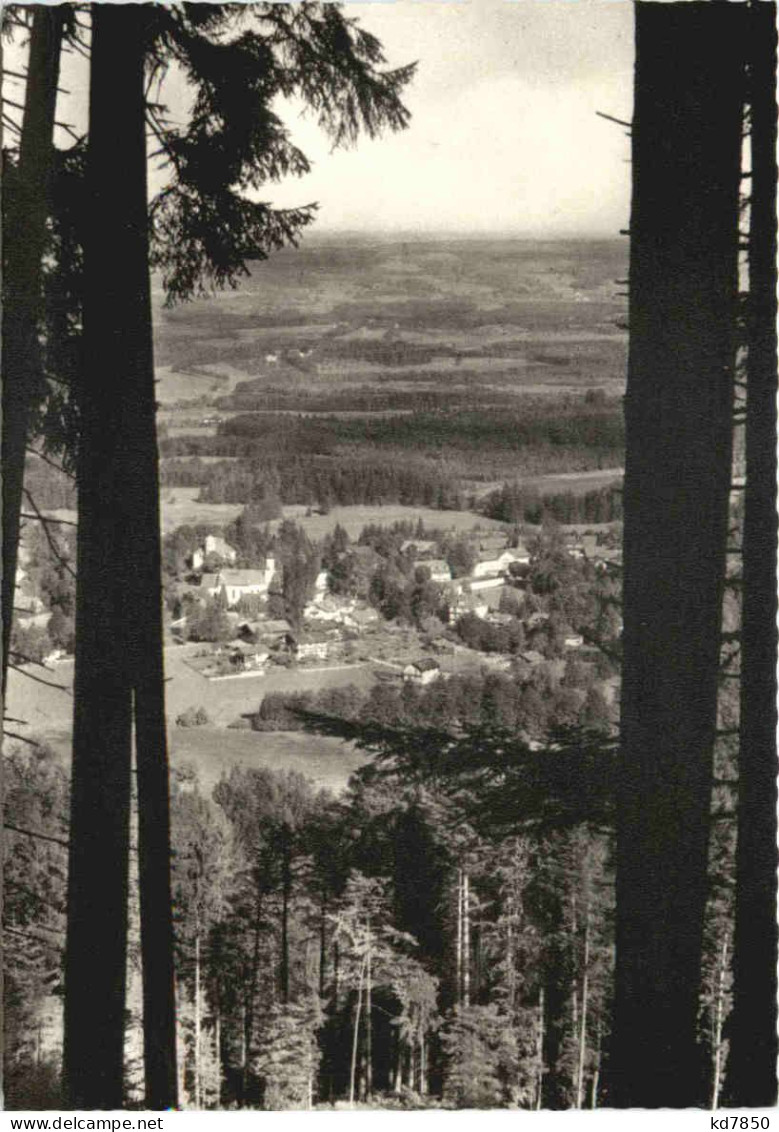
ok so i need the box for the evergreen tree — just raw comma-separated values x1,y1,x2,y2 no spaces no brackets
2,4,66,696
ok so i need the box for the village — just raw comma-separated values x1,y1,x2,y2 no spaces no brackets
161,519,622,714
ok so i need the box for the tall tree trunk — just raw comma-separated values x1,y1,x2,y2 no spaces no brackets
64,4,145,1106
462,871,470,1008
97,4,179,1104
727,0,778,1108
280,826,291,1004
455,868,463,1006
319,889,327,999
613,2,746,1106
365,924,373,1098
1,4,64,697
213,1006,221,1109
536,986,545,1110
576,909,590,1109
242,888,264,1104
194,934,201,1109
349,958,365,1107
590,1020,601,1110
711,934,729,1110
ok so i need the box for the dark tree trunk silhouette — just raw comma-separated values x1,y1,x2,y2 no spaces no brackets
280,824,291,1004
64,5,137,1107
117,4,179,1102
612,2,746,1107
727,1,778,1108
64,5,178,1107
1,5,64,696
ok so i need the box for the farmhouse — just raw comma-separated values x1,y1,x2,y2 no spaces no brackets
201,559,276,606
239,617,292,645
472,548,529,580
191,534,237,571
402,657,441,685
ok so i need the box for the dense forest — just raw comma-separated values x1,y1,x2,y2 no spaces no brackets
6,707,736,1109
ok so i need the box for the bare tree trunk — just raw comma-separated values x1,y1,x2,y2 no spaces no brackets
613,2,746,1106
590,1020,601,1110
728,0,779,1109
576,910,590,1109
213,1008,221,1109
536,986,545,1110
349,959,365,1107
506,907,516,1012
1,4,64,698
455,868,463,1006
365,924,373,1098
242,889,263,1105
462,871,470,1008
319,890,327,999
280,825,291,1004
711,935,729,1110
194,934,201,1109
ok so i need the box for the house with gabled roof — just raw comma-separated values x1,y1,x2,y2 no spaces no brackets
402,657,441,685
201,560,276,606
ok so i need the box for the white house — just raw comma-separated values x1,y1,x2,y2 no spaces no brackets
201,559,276,607
472,548,528,581
191,534,237,571
402,657,441,685
313,569,330,594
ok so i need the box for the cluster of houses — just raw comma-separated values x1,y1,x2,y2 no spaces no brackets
177,523,615,679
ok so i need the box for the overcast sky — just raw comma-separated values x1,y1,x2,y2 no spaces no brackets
272,1,635,236
35,1,635,239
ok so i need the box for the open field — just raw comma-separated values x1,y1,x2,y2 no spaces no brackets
7,647,379,735
169,728,366,797
6,653,371,797
268,503,507,541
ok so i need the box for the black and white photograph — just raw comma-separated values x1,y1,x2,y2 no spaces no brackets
2,0,777,1115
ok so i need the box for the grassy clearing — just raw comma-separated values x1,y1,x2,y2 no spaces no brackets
169,728,365,797
269,503,507,541
6,654,370,798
